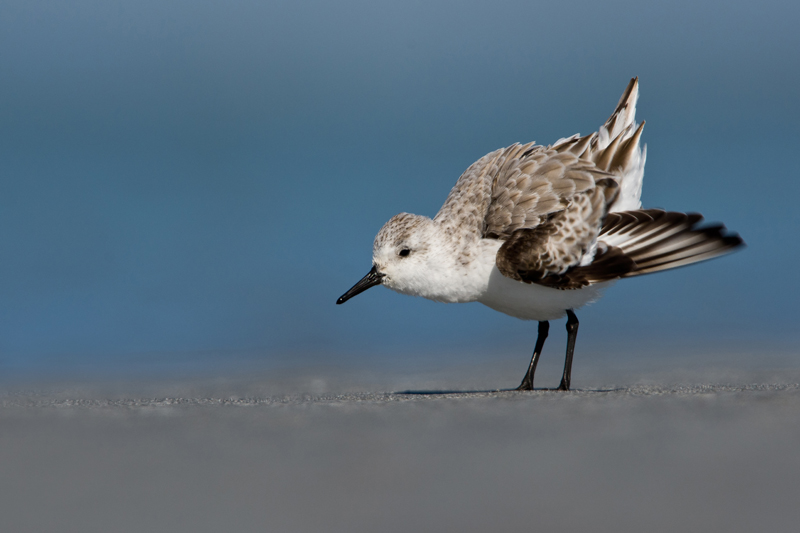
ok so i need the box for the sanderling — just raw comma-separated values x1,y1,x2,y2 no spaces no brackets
337,78,743,391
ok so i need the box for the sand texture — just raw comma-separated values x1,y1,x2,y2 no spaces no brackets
1,364,799,533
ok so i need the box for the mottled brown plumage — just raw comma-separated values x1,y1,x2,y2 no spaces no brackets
496,184,616,283
430,77,741,291
431,78,653,288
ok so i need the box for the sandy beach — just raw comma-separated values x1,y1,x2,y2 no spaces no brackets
2,359,799,533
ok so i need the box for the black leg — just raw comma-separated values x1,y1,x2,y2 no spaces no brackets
557,310,579,391
516,321,549,391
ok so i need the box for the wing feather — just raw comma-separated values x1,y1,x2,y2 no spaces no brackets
435,78,650,278
495,184,618,283
483,147,613,240
529,209,744,289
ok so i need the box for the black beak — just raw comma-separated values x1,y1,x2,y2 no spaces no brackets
336,265,385,304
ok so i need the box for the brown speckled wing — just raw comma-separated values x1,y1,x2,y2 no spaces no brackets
434,78,644,243
435,78,648,279
533,243,636,290
483,144,615,240
435,139,625,283
433,148,505,238
495,183,619,284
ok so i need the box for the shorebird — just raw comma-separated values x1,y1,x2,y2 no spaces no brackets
337,78,743,391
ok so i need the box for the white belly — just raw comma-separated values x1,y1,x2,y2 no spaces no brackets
478,266,612,321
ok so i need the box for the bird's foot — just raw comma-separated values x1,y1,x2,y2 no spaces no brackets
516,377,534,391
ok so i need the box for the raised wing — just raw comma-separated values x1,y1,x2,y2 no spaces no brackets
482,143,615,240
436,78,648,284
435,78,645,243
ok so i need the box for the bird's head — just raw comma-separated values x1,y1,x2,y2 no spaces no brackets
336,213,434,304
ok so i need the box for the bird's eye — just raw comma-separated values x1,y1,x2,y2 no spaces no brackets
398,248,411,257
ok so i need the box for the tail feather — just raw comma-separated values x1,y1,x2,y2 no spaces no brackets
533,209,742,290
553,78,646,213
598,77,645,213
604,76,640,143
600,209,744,278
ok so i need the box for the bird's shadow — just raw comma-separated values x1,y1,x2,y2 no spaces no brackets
395,387,623,395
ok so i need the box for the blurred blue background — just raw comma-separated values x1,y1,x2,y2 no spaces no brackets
1,0,797,379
